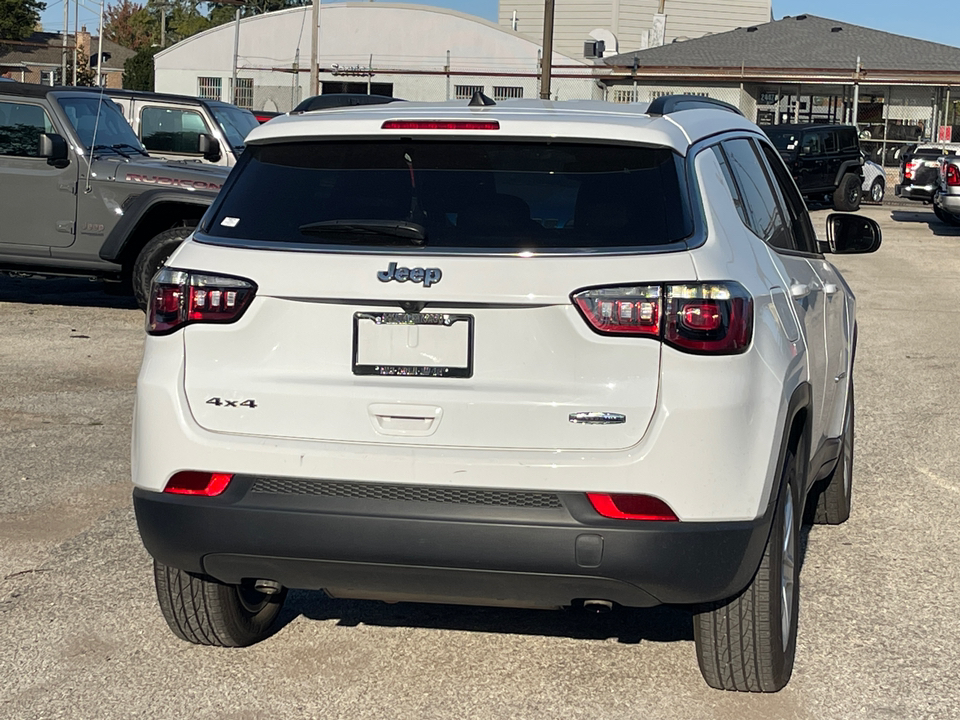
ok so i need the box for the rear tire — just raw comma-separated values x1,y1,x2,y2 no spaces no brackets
693,451,800,692
814,385,854,524
132,227,194,312
833,174,861,211
153,560,287,647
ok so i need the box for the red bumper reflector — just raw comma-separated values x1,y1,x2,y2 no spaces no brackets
586,493,679,521
163,471,234,497
381,120,500,131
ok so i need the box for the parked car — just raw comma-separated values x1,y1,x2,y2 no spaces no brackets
253,110,281,123
763,123,864,211
133,94,880,693
0,82,230,308
292,93,400,113
895,142,960,203
92,88,260,167
861,153,885,204
933,154,960,224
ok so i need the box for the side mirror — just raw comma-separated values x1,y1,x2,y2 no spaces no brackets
39,132,69,168
198,133,221,163
823,213,882,254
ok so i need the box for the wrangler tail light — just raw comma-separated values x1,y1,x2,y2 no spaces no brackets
572,282,752,354
587,493,678,521
163,471,234,496
946,164,960,187
148,269,256,335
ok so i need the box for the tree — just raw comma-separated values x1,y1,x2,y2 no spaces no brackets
0,0,47,41
123,44,159,89
104,0,157,50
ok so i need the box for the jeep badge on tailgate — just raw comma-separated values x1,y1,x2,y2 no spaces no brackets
377,262,442,288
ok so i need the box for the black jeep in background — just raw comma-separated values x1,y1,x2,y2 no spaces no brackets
763,123,864,211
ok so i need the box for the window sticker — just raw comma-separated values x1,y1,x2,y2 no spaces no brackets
221,216,240,227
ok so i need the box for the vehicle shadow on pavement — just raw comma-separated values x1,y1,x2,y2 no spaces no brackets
279,592,695,645
0,276,138,309
889,210,960,236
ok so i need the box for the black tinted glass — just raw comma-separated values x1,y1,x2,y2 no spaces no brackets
206,141,692,251
764,129,800,153
721,138,793,250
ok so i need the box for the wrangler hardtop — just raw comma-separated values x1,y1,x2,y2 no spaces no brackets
0,81,230,307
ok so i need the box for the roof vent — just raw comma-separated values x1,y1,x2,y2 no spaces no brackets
796,14,807,20
746,26,758,32
831,26,843,32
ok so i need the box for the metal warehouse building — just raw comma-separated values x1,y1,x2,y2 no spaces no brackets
153,3,596,111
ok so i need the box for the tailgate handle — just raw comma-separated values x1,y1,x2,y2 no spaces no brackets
369,403,442,437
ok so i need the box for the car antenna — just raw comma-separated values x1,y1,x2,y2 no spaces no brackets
468,91,496,107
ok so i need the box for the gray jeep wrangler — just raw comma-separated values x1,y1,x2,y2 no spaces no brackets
0,82,231,309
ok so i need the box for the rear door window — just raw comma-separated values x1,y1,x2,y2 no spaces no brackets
205,141,693,251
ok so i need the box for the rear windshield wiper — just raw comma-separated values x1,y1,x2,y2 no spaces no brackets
298,220,427,244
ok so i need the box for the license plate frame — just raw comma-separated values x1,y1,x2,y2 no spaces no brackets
352,311,474,378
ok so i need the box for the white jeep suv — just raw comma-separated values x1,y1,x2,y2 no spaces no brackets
132,95,880,692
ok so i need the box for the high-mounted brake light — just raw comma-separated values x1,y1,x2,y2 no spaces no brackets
148,269,256,335
381,120,500,131
587,493,679,521
946,164,960,187
163,471,234,496
572,282,752,354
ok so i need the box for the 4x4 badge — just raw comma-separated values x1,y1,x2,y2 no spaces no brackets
377,262,442,288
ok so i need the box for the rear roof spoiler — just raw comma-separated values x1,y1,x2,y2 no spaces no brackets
647,95,744,117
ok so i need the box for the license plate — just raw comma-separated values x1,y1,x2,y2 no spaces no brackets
352,312,474,378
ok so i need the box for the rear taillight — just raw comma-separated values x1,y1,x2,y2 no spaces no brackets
946,164,960,187
587,493,679,521
905,160,919,180
572,282,752,355
148,269,256,335
163,471,233,496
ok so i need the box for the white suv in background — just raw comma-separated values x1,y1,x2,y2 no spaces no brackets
132,95,880,692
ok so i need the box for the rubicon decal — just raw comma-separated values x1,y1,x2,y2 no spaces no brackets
125,174,222,191
377,262,442,288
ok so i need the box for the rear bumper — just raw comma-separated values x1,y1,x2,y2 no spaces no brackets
895,183,936,201
934,191,960,215
134,476,774,609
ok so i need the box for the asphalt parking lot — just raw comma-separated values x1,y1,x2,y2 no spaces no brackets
1,204,959,719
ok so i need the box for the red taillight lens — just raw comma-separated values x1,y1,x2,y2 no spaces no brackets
946,164,960,187
148,269,256,335
664,284,753,355
381,120,500,131
587,493,679,521
905,160,919,180
163,471,233,496
572,285,661,337
572,282,752,354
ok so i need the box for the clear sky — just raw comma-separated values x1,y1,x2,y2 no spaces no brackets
39,0,960,49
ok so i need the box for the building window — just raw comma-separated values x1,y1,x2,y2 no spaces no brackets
233,78,253,109
40,71,54,86
612,88,640,104
650,90,708,100
493,86,523,101
455,84,484,100
198,77,222,101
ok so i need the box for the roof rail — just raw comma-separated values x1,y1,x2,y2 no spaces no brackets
646,94,743,117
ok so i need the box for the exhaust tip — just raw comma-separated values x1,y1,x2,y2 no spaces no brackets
254,579,283,595
582,599,614,614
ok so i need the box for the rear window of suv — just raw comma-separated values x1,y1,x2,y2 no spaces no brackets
205,140,692,252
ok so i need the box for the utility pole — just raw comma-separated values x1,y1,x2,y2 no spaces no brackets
72,0,79,84
309,0,320,96
61,0,68,84
232,6,241,104
539,0,555,99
